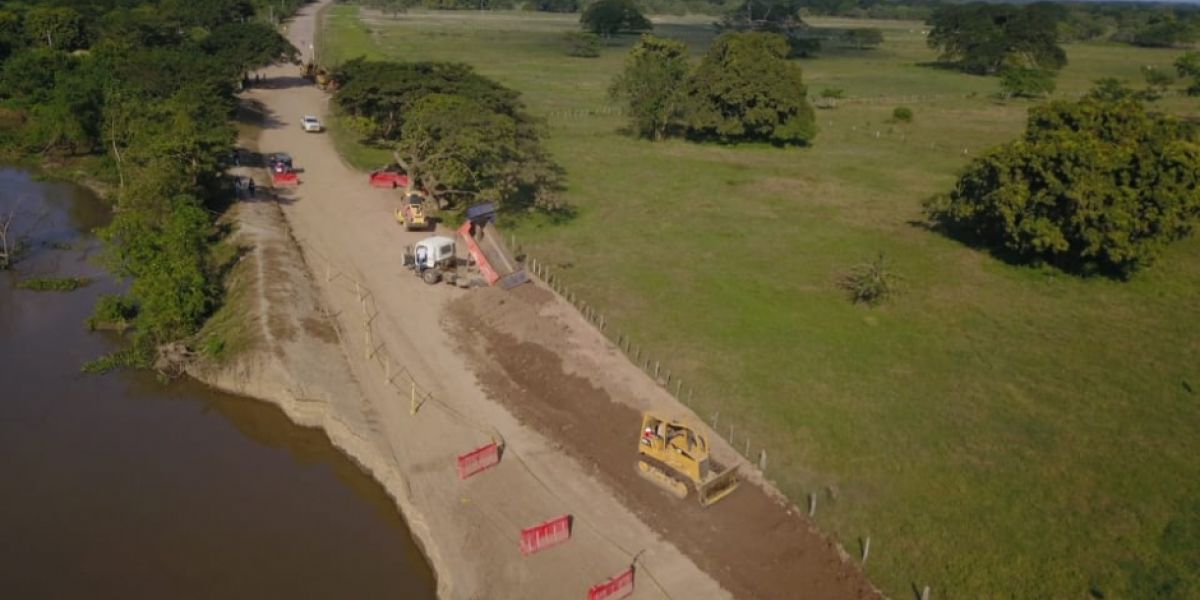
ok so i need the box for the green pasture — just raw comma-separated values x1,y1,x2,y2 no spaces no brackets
321,7,1200,598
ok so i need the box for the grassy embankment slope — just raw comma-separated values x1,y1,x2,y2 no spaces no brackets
322,8,1200,598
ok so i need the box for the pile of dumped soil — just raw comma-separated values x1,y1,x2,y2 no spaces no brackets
447,285,879,600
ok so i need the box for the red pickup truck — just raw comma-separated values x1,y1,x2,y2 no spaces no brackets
369,165,409,189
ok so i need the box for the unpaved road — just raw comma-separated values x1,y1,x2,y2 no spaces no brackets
233,2,880,598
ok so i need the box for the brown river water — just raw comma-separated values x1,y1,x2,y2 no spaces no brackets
0,169,436,599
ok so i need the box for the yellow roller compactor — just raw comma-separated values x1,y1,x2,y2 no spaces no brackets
636,412,739,507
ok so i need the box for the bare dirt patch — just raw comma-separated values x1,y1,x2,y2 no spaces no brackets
448,286,879,600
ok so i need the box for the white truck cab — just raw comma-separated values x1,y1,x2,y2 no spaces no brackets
405,235,458,284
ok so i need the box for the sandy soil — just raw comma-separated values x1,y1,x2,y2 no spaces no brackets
189,2,882,597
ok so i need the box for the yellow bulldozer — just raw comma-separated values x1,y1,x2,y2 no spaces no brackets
636,412,739,507
301,61,334,90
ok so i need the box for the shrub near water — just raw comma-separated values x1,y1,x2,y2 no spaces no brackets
925,93,1200,276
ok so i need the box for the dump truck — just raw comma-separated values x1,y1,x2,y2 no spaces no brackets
456,203,528,289
636,412,739,507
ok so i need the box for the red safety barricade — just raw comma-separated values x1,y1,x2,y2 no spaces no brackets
272,171,299,187
519,514,571,556
587,567,635,600
369,171,408,188
456,442,500,480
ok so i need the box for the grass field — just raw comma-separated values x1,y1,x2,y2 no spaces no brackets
321,8,1200,598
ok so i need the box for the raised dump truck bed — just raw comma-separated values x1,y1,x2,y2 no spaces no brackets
457,203,528,289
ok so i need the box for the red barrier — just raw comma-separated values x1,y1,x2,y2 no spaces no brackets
369,171,408,188
587,567,635,600
519,514,571,556
456,442,500,480
272,171,299,187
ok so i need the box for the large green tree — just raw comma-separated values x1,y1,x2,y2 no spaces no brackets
927,2,1067,75
925,94,1200,277
1176,51,1200,96
332,59,561,208
580,0,652,38
608,35,689,140
682,31,816,145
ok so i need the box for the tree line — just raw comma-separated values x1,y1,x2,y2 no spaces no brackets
610,32,816,145
0,0,296,368
330,59,564,212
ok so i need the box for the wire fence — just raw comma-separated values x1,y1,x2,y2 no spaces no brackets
510,233,928,598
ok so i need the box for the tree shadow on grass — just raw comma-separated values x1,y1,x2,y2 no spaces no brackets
908,215,1123,279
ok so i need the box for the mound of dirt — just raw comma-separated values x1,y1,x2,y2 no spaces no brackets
448,284,879,600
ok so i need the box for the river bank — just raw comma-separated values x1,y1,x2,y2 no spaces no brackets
0,168,436,598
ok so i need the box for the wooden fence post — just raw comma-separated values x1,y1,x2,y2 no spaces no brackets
758,449,767,473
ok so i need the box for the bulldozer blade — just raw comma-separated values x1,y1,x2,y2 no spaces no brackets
698,465,739,507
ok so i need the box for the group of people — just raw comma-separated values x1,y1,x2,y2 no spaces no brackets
241,73,267,89
235,176,257,198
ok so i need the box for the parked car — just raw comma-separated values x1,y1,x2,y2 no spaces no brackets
369,164,409,189
301,115,323,132
266,152,293,173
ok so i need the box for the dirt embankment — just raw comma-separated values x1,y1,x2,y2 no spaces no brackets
448,284,881,600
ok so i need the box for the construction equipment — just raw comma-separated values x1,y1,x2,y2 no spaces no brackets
402,235,475,286
369,165,409,189
457,202,528,289
395,191,430,231
636,412,739,507
300,60,334,90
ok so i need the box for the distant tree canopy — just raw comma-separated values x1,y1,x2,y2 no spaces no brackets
927,3,1067,76
0,0,301,365
534,0,581,12
925,93,1200,277
684,31,815,145
842,27,883,49
332,59,561,209
1130,14,1198,48
1177,51,1200,96
608,35,689,139
998,67,1056,99
720,0,806,33
580,0,652,38
610,32,816,145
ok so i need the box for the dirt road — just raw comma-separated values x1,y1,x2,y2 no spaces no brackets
230,3,735,599
228,2,881,598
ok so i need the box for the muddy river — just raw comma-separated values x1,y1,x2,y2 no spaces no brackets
0,169,436,598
